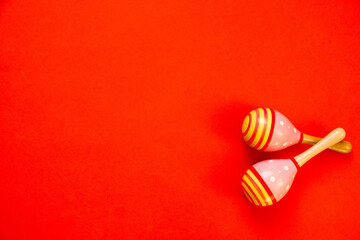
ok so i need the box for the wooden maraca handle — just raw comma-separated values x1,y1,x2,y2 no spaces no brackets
302,133,352,154
294,128,346,167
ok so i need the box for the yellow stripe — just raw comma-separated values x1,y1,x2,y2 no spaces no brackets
247,170,273,205
258,108,273,150
241,183,259,206
243,175,266,206
243,190,253,203
242,115,250,134
244,110,257,141
250,108,265,147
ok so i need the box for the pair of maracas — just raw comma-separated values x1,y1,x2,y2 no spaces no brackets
241,108,352,207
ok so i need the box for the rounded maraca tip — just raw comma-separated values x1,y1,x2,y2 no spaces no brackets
242,108,275,151
241,168,276,207
341,141,352,153
335,128,346,139
326,128,350,153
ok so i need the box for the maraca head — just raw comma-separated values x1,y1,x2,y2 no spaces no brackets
241,158,299,206
242,108,302,152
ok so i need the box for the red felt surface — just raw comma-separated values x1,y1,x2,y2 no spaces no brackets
1,1,360,239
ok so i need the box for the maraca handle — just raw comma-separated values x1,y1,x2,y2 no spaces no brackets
302,133,352,154
294,128,346,167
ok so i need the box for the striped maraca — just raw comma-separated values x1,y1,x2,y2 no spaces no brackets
242,128,345,206
242,108,352,153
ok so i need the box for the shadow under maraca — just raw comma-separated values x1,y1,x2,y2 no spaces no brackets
239,193,301,239
239,147,302,234
209,102,302,237
209,102,355,238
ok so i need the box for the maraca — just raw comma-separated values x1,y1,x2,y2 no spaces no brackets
241,128,345,206
242,108,352,153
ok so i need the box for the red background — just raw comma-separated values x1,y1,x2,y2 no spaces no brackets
1,1,360,239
